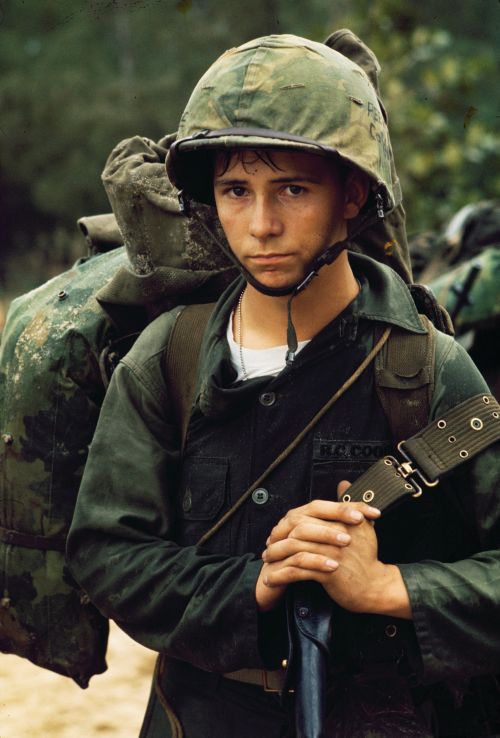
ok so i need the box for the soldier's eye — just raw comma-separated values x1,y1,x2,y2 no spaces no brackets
286,185,304,196
230,186,247,197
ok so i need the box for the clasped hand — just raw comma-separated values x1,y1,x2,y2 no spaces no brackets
256,481,411,619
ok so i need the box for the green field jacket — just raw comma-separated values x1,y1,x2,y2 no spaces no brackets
67,253,500,708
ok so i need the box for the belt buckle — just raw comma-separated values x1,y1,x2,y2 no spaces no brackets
263,668,294,694
395,441,439,497
262,670,281,693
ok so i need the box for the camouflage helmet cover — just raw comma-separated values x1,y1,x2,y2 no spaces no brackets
167,34,397,213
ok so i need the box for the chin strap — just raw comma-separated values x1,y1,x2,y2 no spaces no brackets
284,239,350,365
179,189,386,363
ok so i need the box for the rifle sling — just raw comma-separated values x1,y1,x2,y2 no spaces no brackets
342,393,500,513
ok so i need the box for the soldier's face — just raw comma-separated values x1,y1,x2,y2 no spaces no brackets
213,149,360,291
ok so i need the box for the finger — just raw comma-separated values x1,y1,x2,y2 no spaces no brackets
303,498,381,523
263,554,339,587
263,537,343,564
267,506,315,543
287,521,351,546
267,500,381,545
336,481,382,520
337,479,351,496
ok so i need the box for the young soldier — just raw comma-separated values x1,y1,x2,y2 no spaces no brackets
67,34,500,737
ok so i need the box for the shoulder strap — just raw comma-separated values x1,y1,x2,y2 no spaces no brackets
375,315,436,443
409,283,455,336
164,302,215,445
342,392,500,513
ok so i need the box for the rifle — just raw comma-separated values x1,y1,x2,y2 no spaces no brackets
450,259,482,324
288,583,332,738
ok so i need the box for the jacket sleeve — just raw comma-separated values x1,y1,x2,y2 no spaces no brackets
398,332,500,683
66,312,267,674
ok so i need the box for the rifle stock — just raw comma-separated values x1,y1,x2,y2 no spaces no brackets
288,582,333,738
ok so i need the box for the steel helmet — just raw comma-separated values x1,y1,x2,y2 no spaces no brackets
167,33,398,218
167,32,411,308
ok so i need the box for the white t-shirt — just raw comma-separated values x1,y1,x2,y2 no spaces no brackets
226,312,310,382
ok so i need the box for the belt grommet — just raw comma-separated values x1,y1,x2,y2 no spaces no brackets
437,419,446,429
448,435,456,443
342,493,351,502
493,412,499,419
459,449,469,459
362,490,375,503
482,396,490,404
470,417,483,431
384,458,392,466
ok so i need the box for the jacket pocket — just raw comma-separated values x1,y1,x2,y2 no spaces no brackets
310,459,374,501
180,457,227,520
175,457,229,549
311,436,392,501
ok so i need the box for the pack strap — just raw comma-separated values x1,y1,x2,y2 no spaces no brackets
375,315,435,442
341,393,500,513
0,527,66,552
164,303,215,446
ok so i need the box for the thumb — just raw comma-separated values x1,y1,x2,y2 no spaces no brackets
337,479,379,526
337,479,351,499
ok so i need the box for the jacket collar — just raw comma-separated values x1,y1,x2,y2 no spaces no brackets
196,253,424,418
350,252,425,335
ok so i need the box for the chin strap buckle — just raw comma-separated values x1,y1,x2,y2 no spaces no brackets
178,190,191,216
376,192,385,219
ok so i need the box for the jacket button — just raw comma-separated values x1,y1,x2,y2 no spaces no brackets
385,624,398,638
182,490,192,513
259,392,276,407
252,488,269,505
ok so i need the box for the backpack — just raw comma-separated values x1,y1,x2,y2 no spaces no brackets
0,246,127,687
0,198,233,686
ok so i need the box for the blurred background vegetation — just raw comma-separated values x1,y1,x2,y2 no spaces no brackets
1,0,499,324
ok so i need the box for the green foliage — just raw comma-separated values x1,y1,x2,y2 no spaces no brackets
333,0,500,235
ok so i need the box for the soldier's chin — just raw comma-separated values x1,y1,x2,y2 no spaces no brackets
248,266,300,292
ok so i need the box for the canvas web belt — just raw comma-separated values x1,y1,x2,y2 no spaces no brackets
341,393,500,512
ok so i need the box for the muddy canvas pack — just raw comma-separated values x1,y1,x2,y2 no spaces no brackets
0,29,417,687
0,144,238,686
0,247,128,687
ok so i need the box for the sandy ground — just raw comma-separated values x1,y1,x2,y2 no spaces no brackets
0,622,157,738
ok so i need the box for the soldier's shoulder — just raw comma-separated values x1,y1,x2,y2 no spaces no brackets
121,306,184,370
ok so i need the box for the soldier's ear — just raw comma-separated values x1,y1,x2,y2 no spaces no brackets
343,170,369,220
